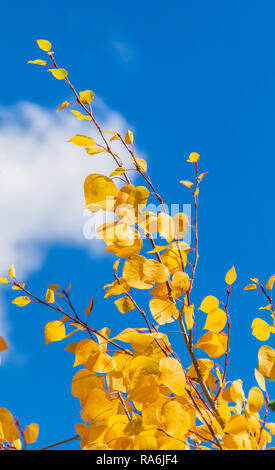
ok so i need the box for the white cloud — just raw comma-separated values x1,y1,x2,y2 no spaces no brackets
0,100,137,338
112,40,139,64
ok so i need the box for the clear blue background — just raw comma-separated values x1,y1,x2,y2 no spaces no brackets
0,0,274,449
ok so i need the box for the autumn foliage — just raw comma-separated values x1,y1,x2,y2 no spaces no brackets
0,39,275,451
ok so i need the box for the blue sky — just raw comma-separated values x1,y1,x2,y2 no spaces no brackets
0,0,274,449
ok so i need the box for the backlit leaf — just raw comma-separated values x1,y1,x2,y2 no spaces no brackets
158,357,186,395
114,297,135,313
37,39,52,51
45,320,66,345
46,288,55,304
24,423,39,444
199,295,219,314
70,110,92,121
187,152,200,163
203,308,227,333
56,101,70,112
254,368,266,392
225,266,237,285
132,157,147,173
247,387,264,413
180,180,193,188
9,264,16,279
79,90,95,105
258,345,275,379
48,68,68,80
28,59,47,65
12,296,31,307
266,274,275,290
68,134,96,146
125,130,134,144
251,318,270,341
84,174,118,212
149,298,178,325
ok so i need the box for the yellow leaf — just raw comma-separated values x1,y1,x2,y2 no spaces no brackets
258,345,275,379
188,358,214,381
199,295,219,314
85,147,107,155
70,110,92,121
84,174,118,212
187,152,200,163
48,68,68,80
104,278,130,298
114,297,135,313
149,298,178,325
158,357,186,395
265,423,275,435
47,284,60,290
247,387,264,413
244,284,257,290
203,308,227,333
110,167,126,177
86,352,115,374
125,130,134,144
46,288,55,304
128,355,159,378
115,184,149,224
251,318,270,341
259,304,272,311
12,296,31,307
79,90,95,105
224,414,249,435
172,213,189,240
12,283,25,290
171,271,190,298
132,157,147,173
28,59,47,66
110,134,120,141
157,213,175,243
184,304,194,330
71,369,105,401
194,331,227,358
225,266,237,285
98,222,142,258
266,274,275,290
161,400,191,436
147,245,168,254
254,368,266,392
160,241,188,275
0,336,8,352
37,39,52,51
9,264,16,279
45,320,66,345
84,296,94,315
180,180,193,188
81,388,114,422
139,212,158,235
123,255,155,290
24,423,39,444
198,172,208,180
113,260,120,271
0,408,20,442
143,259,170,283
0,278,8,283
56,101,70,112
67,134,96,146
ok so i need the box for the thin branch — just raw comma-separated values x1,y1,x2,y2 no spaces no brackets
38,435,80,450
